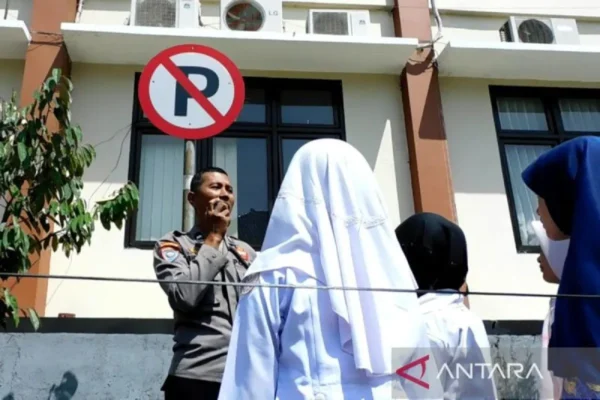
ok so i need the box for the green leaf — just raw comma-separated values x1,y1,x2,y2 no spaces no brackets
17,142,26,162
32,194,45,215
3,288,19,327
2,229,9,250
65,127,75,146
3,289,16,309
27,308,40,331
100,214,111,230
61,183,72,200
52,68,60,83
51,235,59,251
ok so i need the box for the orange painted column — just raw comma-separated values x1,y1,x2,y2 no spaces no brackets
393,0,457,222
5,0,78,316
393,1,469,306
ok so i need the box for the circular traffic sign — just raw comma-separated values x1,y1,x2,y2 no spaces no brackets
138,44,245,140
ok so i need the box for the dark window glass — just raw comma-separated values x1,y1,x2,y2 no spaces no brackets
282,138,311,176
281,90,334,125
558,98,600,132
236,88,267,123
213,137,269,248
496,97,548,131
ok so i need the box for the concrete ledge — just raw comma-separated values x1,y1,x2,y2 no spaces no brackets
62,23,418,74
438,40,600,82
0,19,31,60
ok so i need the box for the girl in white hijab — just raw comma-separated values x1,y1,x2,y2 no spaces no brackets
531,220,570,400
218,139,443,399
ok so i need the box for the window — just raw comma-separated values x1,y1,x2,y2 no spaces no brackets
126,77,346,249
490,86,600,252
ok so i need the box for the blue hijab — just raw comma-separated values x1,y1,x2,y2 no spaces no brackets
522,136,600,382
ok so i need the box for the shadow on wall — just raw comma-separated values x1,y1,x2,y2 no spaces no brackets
3,371,78,400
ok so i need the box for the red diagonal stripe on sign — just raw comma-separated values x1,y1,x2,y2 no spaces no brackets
161,57,223,123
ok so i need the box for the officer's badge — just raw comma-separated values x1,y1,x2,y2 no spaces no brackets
159,242,181,263
240,273,259,296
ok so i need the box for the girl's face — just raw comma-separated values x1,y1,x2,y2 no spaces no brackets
537,197,569,241
537,253,560,284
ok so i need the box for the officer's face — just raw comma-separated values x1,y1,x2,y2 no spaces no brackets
190,172,235,217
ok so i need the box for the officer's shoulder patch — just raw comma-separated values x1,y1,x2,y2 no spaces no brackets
240,273,260,296
158,241,181,263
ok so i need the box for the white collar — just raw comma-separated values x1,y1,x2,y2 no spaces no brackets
418,290,464,313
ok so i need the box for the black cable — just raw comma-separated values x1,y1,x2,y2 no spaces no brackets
0,272,596,299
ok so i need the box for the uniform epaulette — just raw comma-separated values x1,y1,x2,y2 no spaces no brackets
154,230,185,247
170,229,186,238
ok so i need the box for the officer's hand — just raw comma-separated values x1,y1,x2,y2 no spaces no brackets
206,198,231,238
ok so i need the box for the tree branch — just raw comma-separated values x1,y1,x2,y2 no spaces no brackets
37,228,66,246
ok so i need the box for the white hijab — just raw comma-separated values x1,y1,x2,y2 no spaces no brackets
531,220,569,400
531,221,569,280
246,139,425,376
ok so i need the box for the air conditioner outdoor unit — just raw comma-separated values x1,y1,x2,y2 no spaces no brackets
220,0,283,33
499,16,580,45
307,9,370,36
129,0,199,29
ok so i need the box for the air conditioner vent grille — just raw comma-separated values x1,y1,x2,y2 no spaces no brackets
312,12,349,35
517,19,554,44
225,2,265,32
134,0,176,27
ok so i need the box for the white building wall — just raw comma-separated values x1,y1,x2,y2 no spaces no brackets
0,60,23,101
78,0,396,37
0,60,24,222
43,0,600,319
428,3,600,320
44,63,413,318
441,77,600,321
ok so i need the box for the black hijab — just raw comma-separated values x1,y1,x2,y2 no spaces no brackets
395,212,468,296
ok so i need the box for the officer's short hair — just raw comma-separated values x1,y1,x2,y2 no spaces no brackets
190,167,228,192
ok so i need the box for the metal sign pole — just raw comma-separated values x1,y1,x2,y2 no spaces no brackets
183,140,196,231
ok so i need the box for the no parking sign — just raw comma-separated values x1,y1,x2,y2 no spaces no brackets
138,44,245,140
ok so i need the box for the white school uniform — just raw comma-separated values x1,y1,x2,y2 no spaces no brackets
218,139,445,399
218,268,444,400
419,292,497,400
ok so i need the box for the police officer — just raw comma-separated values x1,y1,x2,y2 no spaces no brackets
154,166,256,400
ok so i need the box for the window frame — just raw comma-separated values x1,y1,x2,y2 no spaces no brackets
489,85,600,253
125,75,346,249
